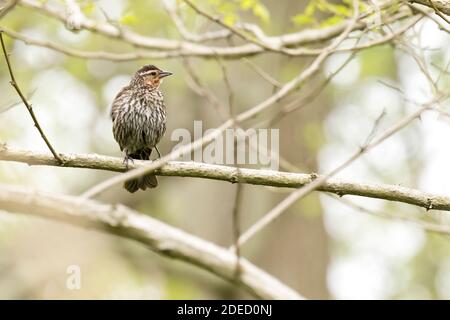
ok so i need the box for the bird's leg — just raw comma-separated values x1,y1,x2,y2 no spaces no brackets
122,151,134,170
155,146,162,159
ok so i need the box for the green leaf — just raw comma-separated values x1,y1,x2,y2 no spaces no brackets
292,1,316,26
304,1,316,16
82,2,96,15
240,0,256,10
320,15,344,27
292,14,315,26
119,12,137,25
252,4,270,24
328,4,351,17
223,13,237,26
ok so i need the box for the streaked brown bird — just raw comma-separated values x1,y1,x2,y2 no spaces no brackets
111,65,172,193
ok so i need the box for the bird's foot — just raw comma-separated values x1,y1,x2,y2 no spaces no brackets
155,146,162,159
123,154,134,169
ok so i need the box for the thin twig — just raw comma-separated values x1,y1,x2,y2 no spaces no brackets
0,12,417,61
217,57,243,277
80,11,355,199
259,52,358,128
183,57,296,173
243,58,283,89
163,0,232,42
13,0,416,59
328,194,450,236
236,94,446,248
182,0,286,54
0,32,63,164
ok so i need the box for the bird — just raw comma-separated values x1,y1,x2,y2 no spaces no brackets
110,64,172,193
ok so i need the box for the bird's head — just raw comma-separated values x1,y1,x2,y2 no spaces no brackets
134,65,172,89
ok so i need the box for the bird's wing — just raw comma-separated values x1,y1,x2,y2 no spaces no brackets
110,86,130,121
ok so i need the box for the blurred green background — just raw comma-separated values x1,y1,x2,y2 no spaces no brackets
0,0,449,299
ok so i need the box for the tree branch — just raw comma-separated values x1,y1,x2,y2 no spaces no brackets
411,0,450,15
0,183,302,300
162,0,232,43
11,0,414,59
2,145,450,211
79,19,352,199
0,0,17,19
0,32,63,164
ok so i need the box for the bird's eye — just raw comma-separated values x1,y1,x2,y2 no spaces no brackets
150,71,157,76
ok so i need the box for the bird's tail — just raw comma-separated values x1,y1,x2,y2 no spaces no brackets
123,148,158,193
124,174,158,193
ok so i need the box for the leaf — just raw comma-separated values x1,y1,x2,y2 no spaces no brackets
240,0,256,10
223,13,237,26
292,1,316,26
320,15,344,27
328,4,351,17
82,2,96,15
304,1,316,16
292,14,315,26
119,12,137,25
252,4,270,24
218,1,237,16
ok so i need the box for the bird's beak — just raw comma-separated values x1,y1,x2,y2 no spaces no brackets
159,71,173,78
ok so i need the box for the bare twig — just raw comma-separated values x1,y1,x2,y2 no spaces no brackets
236,95,445,247
231,181,243,277
80,10,358,199
12,0,413,59
260,52,358,128
218,59,243,277
0,11,417,61
234,1,424,247
182,58,230,119
182,0,287,54
0,88,37,114
163,0,232,42
0,32,63,164
328,194,450,236
184,58,296,173
243,58,283,89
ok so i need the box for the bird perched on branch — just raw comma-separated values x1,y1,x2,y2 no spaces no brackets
111,65,172,193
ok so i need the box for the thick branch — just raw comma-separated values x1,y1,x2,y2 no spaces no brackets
0,183,302,299
2,146,450,211
13,0,413,59
412,0,450,15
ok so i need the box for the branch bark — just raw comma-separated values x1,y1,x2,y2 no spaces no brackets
2,145,450,211
0,183,302,300
11,0,419,59
412,0,450,15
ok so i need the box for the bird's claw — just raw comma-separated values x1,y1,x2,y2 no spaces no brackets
123,155,134,169
155,146,162,159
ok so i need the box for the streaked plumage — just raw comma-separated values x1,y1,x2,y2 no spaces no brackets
111,65,172,193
